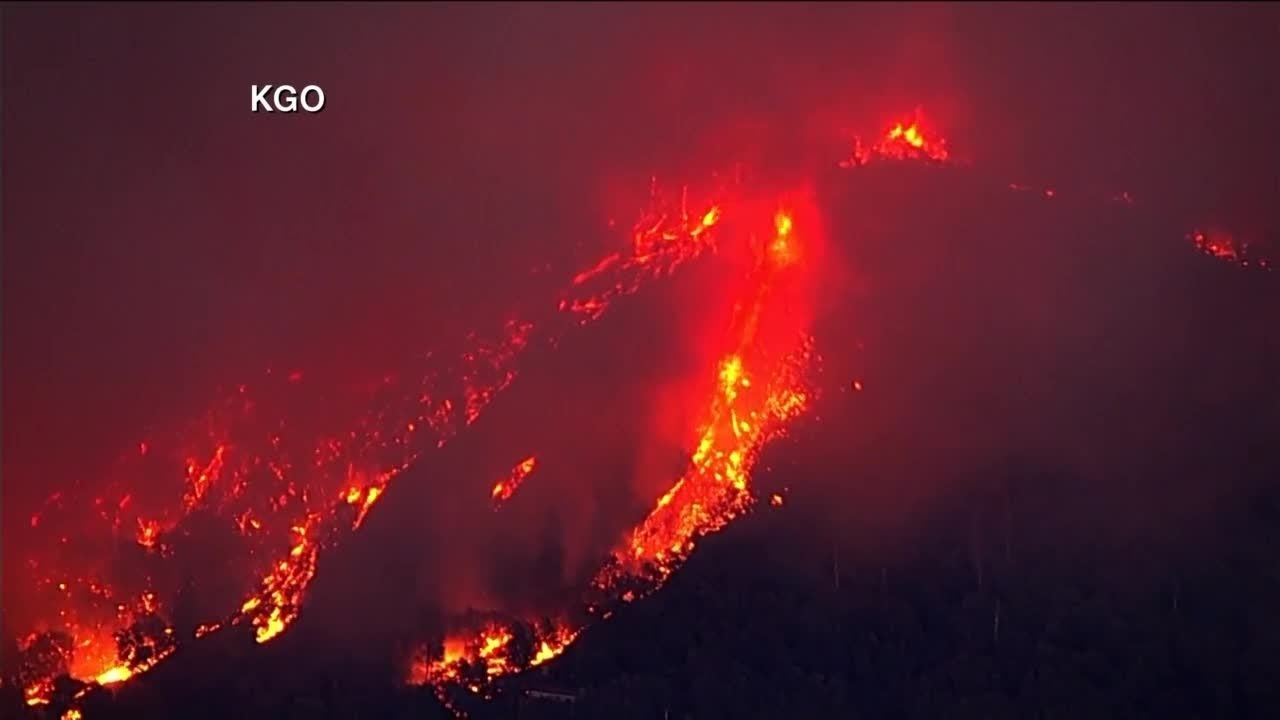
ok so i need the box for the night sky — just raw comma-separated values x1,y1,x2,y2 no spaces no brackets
3,1,1279,672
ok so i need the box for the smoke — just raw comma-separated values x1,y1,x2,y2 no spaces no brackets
793,164,1280,563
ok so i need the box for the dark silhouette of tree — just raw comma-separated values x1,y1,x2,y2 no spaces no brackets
13,630,71,696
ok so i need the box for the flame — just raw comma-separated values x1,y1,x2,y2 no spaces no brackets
183,443,228,511
603,339,813,586
408,621,580,693
490,455,538,508
561,180,725,322
840,109,950,167
135,518,161,550
94,666,132,685
1187,228,1274,270
342,480,385,529
878,113,950,162
409,191,819,703
13,176,733,708
412,109,1264,707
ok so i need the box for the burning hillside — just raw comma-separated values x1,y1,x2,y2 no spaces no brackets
5,103,1275,720
404,196,825,712
6,175,735,709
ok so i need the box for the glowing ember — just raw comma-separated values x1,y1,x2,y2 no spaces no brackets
1188,228,1274,270
560,180,725,323
491,455,538,509
135,518,161,550
840,109,950,167
600,204,816,590
1191,229,1240,261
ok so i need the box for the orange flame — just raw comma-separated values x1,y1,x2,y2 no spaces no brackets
409,192,818,702
561,181,725,322
490,455,538,508
841,109,950,167
408,621,579,693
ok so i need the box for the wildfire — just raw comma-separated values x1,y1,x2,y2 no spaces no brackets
410,197,820,707
14,585,177,707
182,443,228,511
134,518,161,550
840,109,950,167
602,339,813,588
15,105,1264,718
94,666,133,686
408,620,579,694
839,113,1272,272
12,175,735,709
237,517,320,643
399,109,1270,712
491,455,538,508
342,478,386,529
